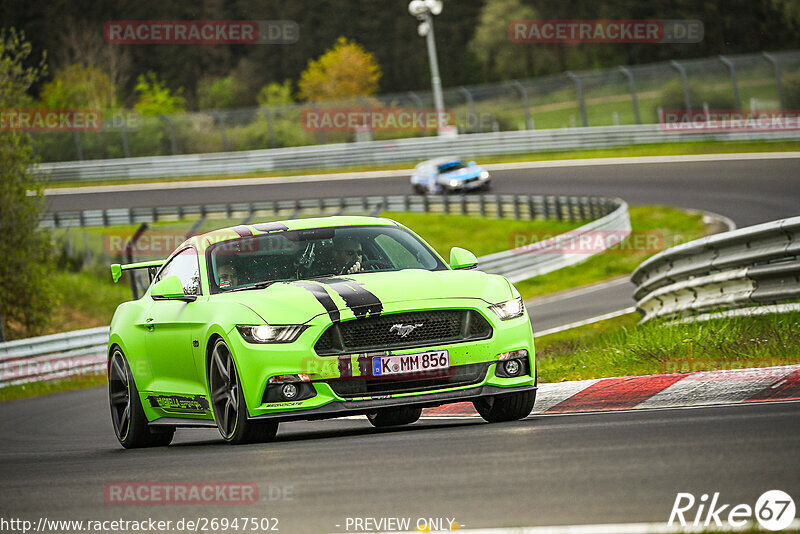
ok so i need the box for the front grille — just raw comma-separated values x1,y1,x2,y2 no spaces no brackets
314,309,492,356
323,362,490,398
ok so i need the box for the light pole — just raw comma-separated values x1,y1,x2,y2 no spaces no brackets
409,0,446,135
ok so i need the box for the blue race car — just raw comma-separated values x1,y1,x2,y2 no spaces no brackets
410,157,491,194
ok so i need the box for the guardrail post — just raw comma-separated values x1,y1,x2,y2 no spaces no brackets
159,114,179,155
511,81,534,130
458,87,476,133
670,60,692,112
460,195,467,215
762,52,787,112
718,55,742,111
618,66,641,124
565,72,588,127
496,196,504,218
513,195,520,219
73,131,84,161
555,197,563,221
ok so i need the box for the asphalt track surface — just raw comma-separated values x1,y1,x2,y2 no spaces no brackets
44,156,800,330
1,386,798,531
45,158,800,227
3,155,796,530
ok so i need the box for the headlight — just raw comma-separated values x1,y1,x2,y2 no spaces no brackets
236,324,308,343
480,170,489,179
449,179,461,187
489,297,525,320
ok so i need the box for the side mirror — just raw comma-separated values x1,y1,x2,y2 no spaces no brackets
450,247,478,270
468,160,476,166
151,275,196,302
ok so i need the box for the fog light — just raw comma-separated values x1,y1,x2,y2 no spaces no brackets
503,359,521,376
281,383,299,400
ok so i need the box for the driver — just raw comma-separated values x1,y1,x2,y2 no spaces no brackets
217,262,238,289
331,235,364,275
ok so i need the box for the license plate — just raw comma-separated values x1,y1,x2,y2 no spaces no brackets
372,350,449,377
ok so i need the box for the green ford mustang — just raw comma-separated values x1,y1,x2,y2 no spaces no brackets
107,216,536,447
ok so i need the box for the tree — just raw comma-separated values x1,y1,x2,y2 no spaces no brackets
0,29,53,341
298,37,381,102
133,72,186,116
257,80,294,107
39,64,118,109
197,76,239,110
468,0,542,80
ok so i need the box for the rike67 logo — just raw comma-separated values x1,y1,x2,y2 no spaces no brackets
669,490,796,531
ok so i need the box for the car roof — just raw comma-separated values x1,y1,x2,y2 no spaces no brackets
183,216,401,251
419,156,463,167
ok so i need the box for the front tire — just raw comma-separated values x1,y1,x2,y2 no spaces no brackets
209,339,278,445
108,348,174,449
473,389,536,423
366,406,423,427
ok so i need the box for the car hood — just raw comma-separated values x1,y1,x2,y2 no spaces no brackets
217,269,512,324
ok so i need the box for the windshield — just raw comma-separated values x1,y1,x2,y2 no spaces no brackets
438,161,466,173
207,225,446,293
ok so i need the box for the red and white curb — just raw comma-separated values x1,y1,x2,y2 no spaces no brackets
422,364,800,418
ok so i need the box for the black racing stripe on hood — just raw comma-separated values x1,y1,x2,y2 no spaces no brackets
293,281,340,323
316,277,383,319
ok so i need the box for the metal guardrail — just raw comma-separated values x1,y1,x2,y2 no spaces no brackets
478,198,629,283
41,192,620,228
35,124,800,182
9,193,629,387
631,216,800,322
0,327,109,387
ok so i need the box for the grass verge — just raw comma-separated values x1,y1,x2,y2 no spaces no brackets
536,311,800,383
45,140,800,189
0,375,107,402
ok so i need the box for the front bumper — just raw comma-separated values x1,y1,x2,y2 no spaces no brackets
248,384,537,423
225,303,535,421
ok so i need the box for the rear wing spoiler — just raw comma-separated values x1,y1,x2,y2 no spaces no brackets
111,260,165,283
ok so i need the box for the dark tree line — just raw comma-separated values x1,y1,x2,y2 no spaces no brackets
2,0,798,109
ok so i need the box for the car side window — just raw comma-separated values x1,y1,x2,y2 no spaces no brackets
157,248,201,296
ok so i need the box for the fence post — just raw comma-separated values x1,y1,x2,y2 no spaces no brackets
670,60,692,112
407,91,426,136
212,111,229,151
718,55,741,110
762,52,786,112
159,115,179,155
565,72,587,127
264,107,277,148
0,314,5,342
618,66,641,124
308,102,326,144
73,131,84,161
458,86,476,133
511,81,534,130
120,116,131,158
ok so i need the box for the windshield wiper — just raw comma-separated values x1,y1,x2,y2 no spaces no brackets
229,279,293,292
